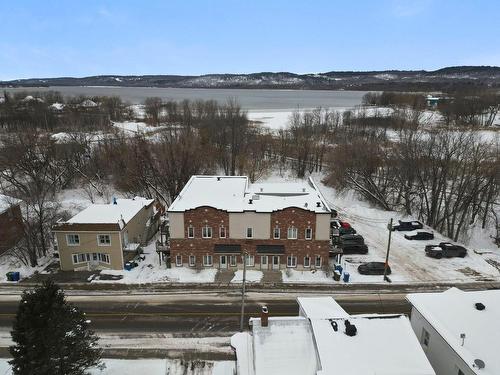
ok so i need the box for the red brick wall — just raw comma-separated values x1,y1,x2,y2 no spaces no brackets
170,206,330,269
0,205,24,255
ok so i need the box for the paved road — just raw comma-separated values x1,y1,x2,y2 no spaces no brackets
0,292,411,334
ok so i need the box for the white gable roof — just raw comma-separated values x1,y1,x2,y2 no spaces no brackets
67,197,154,226
407,288,500,375
168,175,331,213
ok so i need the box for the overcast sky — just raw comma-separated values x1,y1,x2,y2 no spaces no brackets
1,0,499,80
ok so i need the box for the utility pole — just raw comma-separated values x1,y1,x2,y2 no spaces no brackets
383,218,393,282
240,252,247,332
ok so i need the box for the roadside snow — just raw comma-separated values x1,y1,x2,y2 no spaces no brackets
0,252,55,283
281,269,334,284
231,270,263,283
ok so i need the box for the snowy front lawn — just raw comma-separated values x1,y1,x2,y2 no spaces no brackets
231,270,263,283
0,252,55,283
281,269,335,284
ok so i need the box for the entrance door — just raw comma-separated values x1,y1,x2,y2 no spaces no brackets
220,255,227,269
260,256,269,270
272,256,280,270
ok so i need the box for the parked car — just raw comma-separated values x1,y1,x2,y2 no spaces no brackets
340,234,368,254
392,220,424,231
358,262,391,275
425,242,467,259
331,220,356,242
404,231,434,240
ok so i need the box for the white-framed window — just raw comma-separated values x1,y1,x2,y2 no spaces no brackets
203,255,213,267
97,234,111,246
273,226,280,239
219,226,226,238
287,255,297,268
244,254,255,267
261,256,268,266
202,225,212,238
73,253,109,264
315,255,322,268
66,234,80,246
305,227,312,240
230,255,237,267
304,256,311,268
421,328,430,348
97,253,110,264
246,227,253,238
187,225,194,238
175,255,183,267
189,255,196,267
287,227,298,239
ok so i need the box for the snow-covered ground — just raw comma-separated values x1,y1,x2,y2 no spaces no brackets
112,121,167,134
0,252,54,283
247,110,295,130
0,358,235,375
281,269,334,284
231,270,262,283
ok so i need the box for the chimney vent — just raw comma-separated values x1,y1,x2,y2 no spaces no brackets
249,199,253,204
316,202,321,208
261,306,269,327
113,197,117,205
475,302,486,311
217,177,221,181
344,320,357,337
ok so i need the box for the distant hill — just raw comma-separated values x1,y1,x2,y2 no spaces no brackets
2,66,499,91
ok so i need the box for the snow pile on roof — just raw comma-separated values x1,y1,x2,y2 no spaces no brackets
67,197,153,226
0,194,21,215
49,102,64,110
232,296,435,375
407,288,500,375
168,175,330,213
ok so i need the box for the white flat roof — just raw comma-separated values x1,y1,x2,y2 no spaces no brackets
297,296,349,319
407,288,500,375
0,194,21,215
67,197,154,226
168,175,331,213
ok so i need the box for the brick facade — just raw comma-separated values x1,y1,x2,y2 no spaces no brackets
0,204,24,255
170,206,330,270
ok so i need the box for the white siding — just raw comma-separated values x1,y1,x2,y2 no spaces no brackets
229,212,271,239
168,212,185,239
315,214,330,240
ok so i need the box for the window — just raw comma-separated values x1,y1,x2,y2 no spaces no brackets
188,225,194,238
261,256,268,266
203,255,213,266
287,256,297,268
202,226,212,238
421,328,430,348
176,255,183,267
219,226,226,238
246,227,253,238
245,254,255,267
230,255,237,267
305,227,312,240
189,255,196,267
72,253,109,264
67,234,80,246
98,234,111,246
98,253,110,264
72,254,78,264
273,226,280,239
304,256,311,268
315,256,322,268
287,227,298,239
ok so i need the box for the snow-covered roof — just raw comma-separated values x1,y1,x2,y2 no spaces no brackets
232,297,435,375
0,194,21,215
407,287,500,375
80,99,98,107
65,197,154,228
168,175,331,214
49,102,64,110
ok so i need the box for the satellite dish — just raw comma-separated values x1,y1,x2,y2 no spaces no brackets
474,359,485,369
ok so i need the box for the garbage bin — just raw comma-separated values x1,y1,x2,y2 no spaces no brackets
333,270,341,281
124,262,132,271
343,272,350,283
335,265,343,274
12,272,20,281
6,272,14,281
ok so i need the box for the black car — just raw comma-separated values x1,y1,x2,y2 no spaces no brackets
358,262,391,275
339,226,357,236
404,231,434,240
342,244,369,254
340,234,368,254
425,242,467,259
392,220,424,231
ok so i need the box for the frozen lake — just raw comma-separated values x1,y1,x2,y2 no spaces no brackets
3,86,366,110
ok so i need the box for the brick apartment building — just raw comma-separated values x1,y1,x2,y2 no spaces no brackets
167,176,332,270
0,194,24,255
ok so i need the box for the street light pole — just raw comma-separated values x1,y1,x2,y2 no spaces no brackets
240,252,247,332
383,218,393,282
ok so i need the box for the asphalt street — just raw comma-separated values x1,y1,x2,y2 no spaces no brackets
0,292,411,334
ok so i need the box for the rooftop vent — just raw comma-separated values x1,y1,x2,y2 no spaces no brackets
344,320,357,337
217,177,221,181
260,188,263,192
261,306,269,327
474,359,485,370
330,320,338,332
316,202,321,208
475,302,486,311
252,194,260,200
113,197,117,205
249,199,253,204
302,188,306,192
304,203,308,208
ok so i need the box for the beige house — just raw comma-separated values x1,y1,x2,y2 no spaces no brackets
53,197,157,271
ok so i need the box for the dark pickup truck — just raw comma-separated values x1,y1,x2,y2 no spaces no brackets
425,242,467,259
392,220,424,231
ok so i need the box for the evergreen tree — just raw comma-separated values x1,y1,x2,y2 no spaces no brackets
9,279,102,375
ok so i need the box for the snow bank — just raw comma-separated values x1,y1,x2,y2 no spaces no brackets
231,270,263,283
281,269,334,284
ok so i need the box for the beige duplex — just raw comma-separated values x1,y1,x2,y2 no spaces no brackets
53,197,156,271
